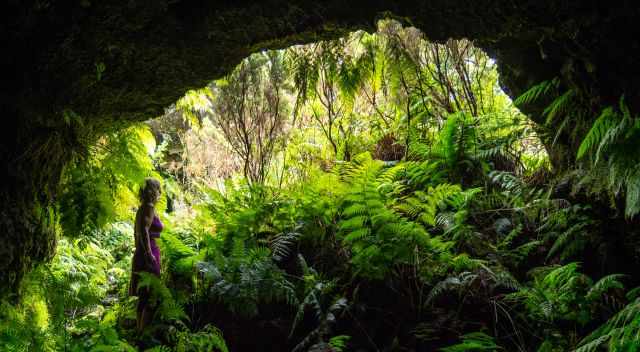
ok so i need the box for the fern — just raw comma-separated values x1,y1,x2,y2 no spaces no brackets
199,239,297,318
576,106,620,160
270,226,302,262
328,335,351,352
145,347,173,352
432,112,480,177
397,184,463,226
426,265,519,306
0,236,135,352
137,273,188,323
545,218,593,261
508,263,626,330
290,278,348,352
586,274,625,302
58,124,157,237
573,97,640,218
159,231,200,277
575,298,640,352
543,89,576,125
168,324,229,352
440,332,502,351
513,78,559,106
336,153,444,279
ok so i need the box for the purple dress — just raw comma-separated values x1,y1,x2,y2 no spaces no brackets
148,215,163,275
129,210,163,296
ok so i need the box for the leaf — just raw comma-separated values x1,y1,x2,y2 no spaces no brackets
577,107,618,160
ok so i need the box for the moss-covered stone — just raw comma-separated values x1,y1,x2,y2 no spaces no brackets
2,0,639,296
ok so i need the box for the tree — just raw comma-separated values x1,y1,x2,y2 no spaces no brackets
211,51,290,184
288,40,365,161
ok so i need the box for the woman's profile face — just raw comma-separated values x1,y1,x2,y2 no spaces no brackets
153,186,162,203
148,184,162,204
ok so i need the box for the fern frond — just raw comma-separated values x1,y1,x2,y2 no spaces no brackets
575,298,640,352
339,216,367,231
343,228,371,242
543,89,575,124
586,274,625,302
270,230,301,262
514,78,559,106
577,107,619,160
440,332,502,351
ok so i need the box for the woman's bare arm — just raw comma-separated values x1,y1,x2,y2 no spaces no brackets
140,205,157,268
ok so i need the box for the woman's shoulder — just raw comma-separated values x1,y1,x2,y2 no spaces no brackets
138,203,156,218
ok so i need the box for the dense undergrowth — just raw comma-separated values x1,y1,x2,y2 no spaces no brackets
2,20,640,351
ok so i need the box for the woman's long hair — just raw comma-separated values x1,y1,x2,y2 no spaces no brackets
139,178,161,204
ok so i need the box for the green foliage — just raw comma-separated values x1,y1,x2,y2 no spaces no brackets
430,112,482,179
426,264,519,307
159,231,199,276
137,272,188,323
397,183,463,226
508,263,623,325
0,297,56,351
543,89,576,125
290,275,348,352
440,332,502,351
574,97,640,218
540,204,596,261
0,238,134,351
93,222,135,261
513,78,559,106
198,240,297,318
58,125,157,237
206,182,298,253
168,325,229,352
70,306,137,352
575,298,640,352
328,335,351,352
141,324,229,352
576,107,620,161
270,225,303,262
337,153,437,279
58,165,117,238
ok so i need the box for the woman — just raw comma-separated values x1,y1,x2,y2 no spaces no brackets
129,177,163,332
